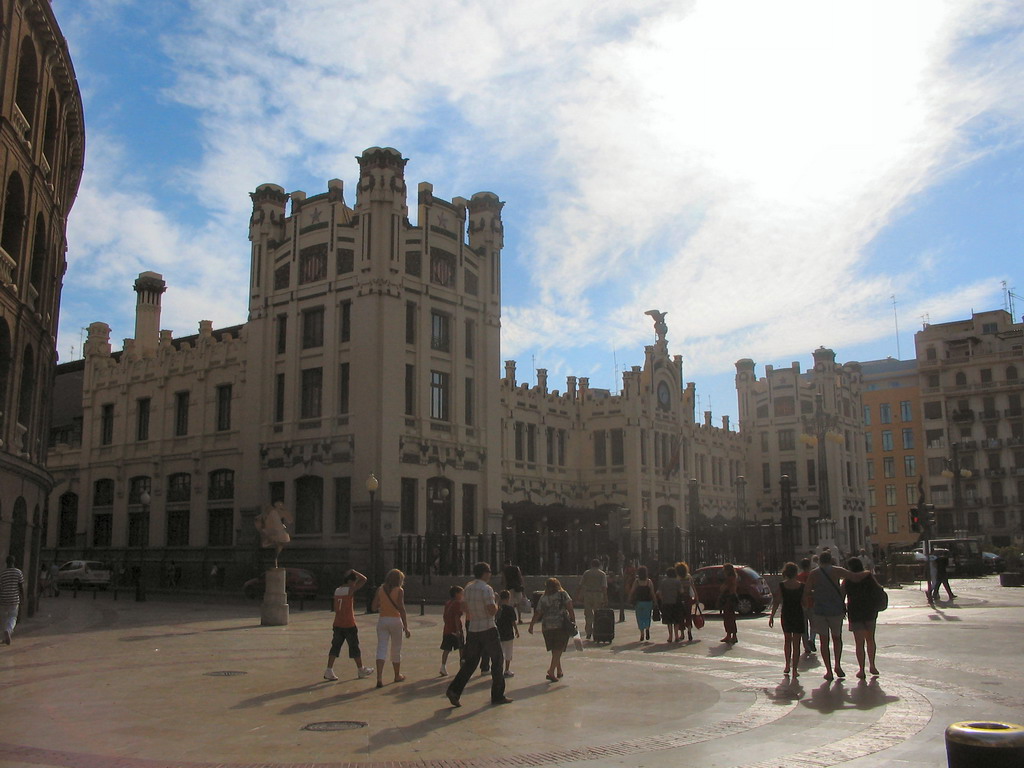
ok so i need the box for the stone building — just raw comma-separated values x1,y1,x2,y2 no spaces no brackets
0,0,84,605
735,348,869,556
859,358,924,555
915,309,1024,547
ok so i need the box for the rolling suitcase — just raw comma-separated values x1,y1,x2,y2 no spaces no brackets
592,608,615,643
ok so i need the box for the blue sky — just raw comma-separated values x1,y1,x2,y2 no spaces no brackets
55,0,1023,423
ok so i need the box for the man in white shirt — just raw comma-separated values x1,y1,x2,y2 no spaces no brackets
446,561,511,707
1,556,25,645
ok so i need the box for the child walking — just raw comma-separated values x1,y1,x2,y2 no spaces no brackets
496,590,520,677
439,585,465,676
323,569,374,681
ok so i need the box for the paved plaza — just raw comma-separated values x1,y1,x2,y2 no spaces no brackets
1,576,1022,768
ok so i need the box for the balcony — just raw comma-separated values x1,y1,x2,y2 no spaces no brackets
983,467,1006,478
1010,466,1024,476
1008,436,1024,448
39,154,51,178
956,439,977,451
1006,408,1023,419
951,409,975,423
0,246,15,286
12,104,30,142
981,438,1002,450
986,496,1016,507
980,410,1001,422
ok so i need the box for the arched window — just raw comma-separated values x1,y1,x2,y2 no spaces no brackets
58,492,78,547
166,472,191,502
14,37,38,129
294,475,324,534
1007,365,1019,381
954,371,967,386
42,90,59,167
1,172,26,264
29,213,46,300
93,479,115,506
208,469,234,500
17,345,34,434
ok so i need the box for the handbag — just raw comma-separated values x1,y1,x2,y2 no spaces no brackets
872,578,888,612
692,604,705,629
652,603,662,622
559,592,577,634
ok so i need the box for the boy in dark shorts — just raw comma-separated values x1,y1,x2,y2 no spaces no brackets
323,569,374,681
439,585,465,676
496,590,520,677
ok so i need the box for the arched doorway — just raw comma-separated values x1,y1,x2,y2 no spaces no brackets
426,477,453,536
9,497,28,567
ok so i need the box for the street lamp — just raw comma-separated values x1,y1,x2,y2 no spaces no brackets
735,476,747,522
136,491,151,602
940,443,973,538
800,392,843,550
366,473,379,613
688,478,700,566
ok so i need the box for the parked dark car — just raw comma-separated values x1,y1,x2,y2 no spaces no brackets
692,565,772,615
243,568,318,599
982,552,1006,573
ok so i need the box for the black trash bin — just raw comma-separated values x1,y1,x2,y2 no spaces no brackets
946,721,1024,768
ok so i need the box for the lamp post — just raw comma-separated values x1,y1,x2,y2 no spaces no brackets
735,476,747,522
136,491,150,602
688,478,700,566
941,442,972,538
780,474,794,562
801,392,842,550
366,473,379,613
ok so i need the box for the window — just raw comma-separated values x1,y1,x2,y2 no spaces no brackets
274,264,290,290
208,469,234,501
881,430,894,451
430,249,455,287
300,367,323,419
129,476,151,505
167,473,191,503
760,432,769,452
864,432,873,452
883,457,895,477
557,430,566,466
465,319,475,359
904,455,917,476
208,509,233,547
900,428,913,450
866,460,875,480
58,493,78,547
339,363,350,414
762,462,771,489
906,483,917,504
298,243,327,284
868,487,877,506
546,427,555,465
594,430,606,466
926,347,937,360
100,403,114,445
166,508,189,547
405,302,416,344
276,315,287,354
216,384,232,431
274,373,285,422
301,306,324,349
462,484,477,535
778,429,795,451
879,404,892,424
514,422,524,461
93,479,114,506
294,475,323,534
927,457,947,476
862,405,871,426
887,512,899,533
773,397,795,417
430,311,450,351
93,513,112,547
923,401,942,420
400,478,417,533
430,371,449,420
136,398,150,441
174,391,189,436
885,484,897,505
1008,365,1019,381
464,378,474,425
334,477,351,533
404,365,415,415
780,461,797,487
611,429,625,465
900,401,912,421
806,459,816,487
980,368,993,383
269,481,285,505
955,372,967,386
869,513,878,535
339,301,351,343
527,424,536,463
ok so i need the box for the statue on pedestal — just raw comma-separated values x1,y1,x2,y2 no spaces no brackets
255,501,293,568
645,309,668,343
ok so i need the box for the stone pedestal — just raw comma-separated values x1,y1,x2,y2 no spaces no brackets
260,567,289,626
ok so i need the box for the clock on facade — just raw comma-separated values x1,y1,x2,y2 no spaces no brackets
657,381,671,407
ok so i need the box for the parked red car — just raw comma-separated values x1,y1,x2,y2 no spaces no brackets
243,568,318,599
692,565,772,615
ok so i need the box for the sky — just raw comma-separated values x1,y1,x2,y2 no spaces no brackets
54,0,1024,423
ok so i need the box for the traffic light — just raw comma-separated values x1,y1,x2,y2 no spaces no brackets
909,507,921,533
923,503,936,527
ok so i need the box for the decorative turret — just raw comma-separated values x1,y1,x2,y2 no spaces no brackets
467,192,504,250
84,322,111,358
355,147,408,213
248,183,288,239
133,271,166,357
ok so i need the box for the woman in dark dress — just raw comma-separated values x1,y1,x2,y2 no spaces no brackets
769,562,804,677
719,563,739,644
844,557,880,679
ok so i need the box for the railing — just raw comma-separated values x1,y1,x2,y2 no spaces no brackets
0,246,15,285
981,438,1002,449
951,410,975,422
12,103,30,140
980,410,1001,421
1006,409,1023,419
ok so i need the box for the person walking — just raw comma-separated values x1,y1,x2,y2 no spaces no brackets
576,559,608,640
674,562,698,642
446,562,511,707
844,557,881,679
323,569,374,681
796,558,816,654
628,566,657,642
768,562,804,677
929,549,956,602
657,567,682,643
529,577,575,681
372,569,411,688
720,563,739,644
438,585,465,676
502,561,526,624
804,550,873,681
1,556,24,645
496,590,519,677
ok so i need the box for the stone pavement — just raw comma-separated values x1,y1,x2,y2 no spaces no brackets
1,576,1022,768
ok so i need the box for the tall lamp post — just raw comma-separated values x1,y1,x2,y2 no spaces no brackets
735,476,747,522
366,473,379,613
780,474,794,561
941,443,972,538
800,392,843,550
136,491,151,602
688,478,700,566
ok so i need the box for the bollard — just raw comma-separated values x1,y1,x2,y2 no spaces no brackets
73,584,78,599
619,604,625,623
420,598,426,616
946,721,1024,768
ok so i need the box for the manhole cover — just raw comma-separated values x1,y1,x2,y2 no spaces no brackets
204,670,247,677
302,721,368,732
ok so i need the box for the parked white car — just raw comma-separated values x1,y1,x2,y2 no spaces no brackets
55,560,112,589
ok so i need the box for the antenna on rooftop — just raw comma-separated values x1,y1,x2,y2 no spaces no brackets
612,346,618,395
919,313,930,330
1003,280,1021,320
891,294,901,359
